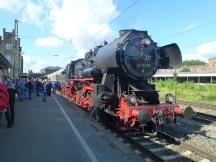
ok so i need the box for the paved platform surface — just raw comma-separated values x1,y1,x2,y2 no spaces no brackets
0,93,146,162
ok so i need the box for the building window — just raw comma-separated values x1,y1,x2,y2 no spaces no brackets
4,43,12,50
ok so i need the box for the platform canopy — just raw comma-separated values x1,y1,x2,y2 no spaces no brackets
0,53,12,69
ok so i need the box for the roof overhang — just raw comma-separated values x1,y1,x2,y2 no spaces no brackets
154,72,216,77
0,53,12,69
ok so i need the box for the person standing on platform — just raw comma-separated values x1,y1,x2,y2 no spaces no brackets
0,76,11,128
27,77,33,99
54,81,58,93
18,78,25,101
7,80,17,126
35,78,40,96
51,81,57,94
46,80,51,96
41,81,47,102
23,78,27,99
30,78,34,94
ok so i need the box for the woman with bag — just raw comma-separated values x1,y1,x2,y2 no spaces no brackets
0,76,11,128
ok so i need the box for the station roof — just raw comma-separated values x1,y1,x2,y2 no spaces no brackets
208,57,216,61
153,72,216,77
0,53,12,69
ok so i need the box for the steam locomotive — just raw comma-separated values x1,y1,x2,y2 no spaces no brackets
60,29,193,134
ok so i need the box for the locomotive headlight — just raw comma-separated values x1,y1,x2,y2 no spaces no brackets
165,94,174,104
128,94,137,106
141,38,151,46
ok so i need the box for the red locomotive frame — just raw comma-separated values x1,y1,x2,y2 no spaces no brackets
61,78,94,111
60,77,192,131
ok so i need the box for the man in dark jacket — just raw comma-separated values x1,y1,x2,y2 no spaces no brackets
35,78,40,96
7,80,17,126
27,77,33,99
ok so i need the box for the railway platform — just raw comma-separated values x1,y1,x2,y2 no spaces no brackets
0,94,145,162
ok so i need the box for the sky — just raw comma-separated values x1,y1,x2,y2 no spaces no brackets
0,0,216,72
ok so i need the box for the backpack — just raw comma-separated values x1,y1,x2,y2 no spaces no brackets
0,82,9,111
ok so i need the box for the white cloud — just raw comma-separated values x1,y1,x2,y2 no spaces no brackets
0,0,25,12
0,0,45,26
183,41,216,61
2,0,119,59
23,55,47,72
48,0,119,57
21,1,44,26
197,41,216,54
23,55,31,64
75,49,86,59
35,36,63,48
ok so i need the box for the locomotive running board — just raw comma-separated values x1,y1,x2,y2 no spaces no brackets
129,85,158,92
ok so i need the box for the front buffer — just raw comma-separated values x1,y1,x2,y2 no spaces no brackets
115,96,193,132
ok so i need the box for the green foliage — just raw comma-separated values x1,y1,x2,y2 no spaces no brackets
173,72,177,81
154,80,216,104
180,67,191,72
182,60,206,66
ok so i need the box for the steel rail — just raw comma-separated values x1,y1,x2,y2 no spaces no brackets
177,99,216,110
192,112,216,124
118,131,166,162
159,130,216,162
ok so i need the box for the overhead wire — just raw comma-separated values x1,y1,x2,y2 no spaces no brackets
93,0,140,40
181,40,215,48
92,1,216,51
159,19,216,40
74,0,216,52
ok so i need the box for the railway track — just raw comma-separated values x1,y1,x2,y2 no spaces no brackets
119,129,216,162
176,99,216,110
161,97,216,124
160,97,216,111
192,112,216,124
59,93,216,161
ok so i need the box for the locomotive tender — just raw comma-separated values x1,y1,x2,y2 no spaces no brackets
60,29,193,133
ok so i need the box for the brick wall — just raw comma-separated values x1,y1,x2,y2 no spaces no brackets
208,57,216,72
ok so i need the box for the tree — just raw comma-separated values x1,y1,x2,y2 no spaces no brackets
182,60,206,66
180,67,191,72
28,70,33,74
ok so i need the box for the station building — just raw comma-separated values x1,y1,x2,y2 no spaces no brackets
46,68,64,81
153,72,216,84
0,53,12,80
0,27,22,79
208,57,216,72
153,57,216,84
40,66,61,75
